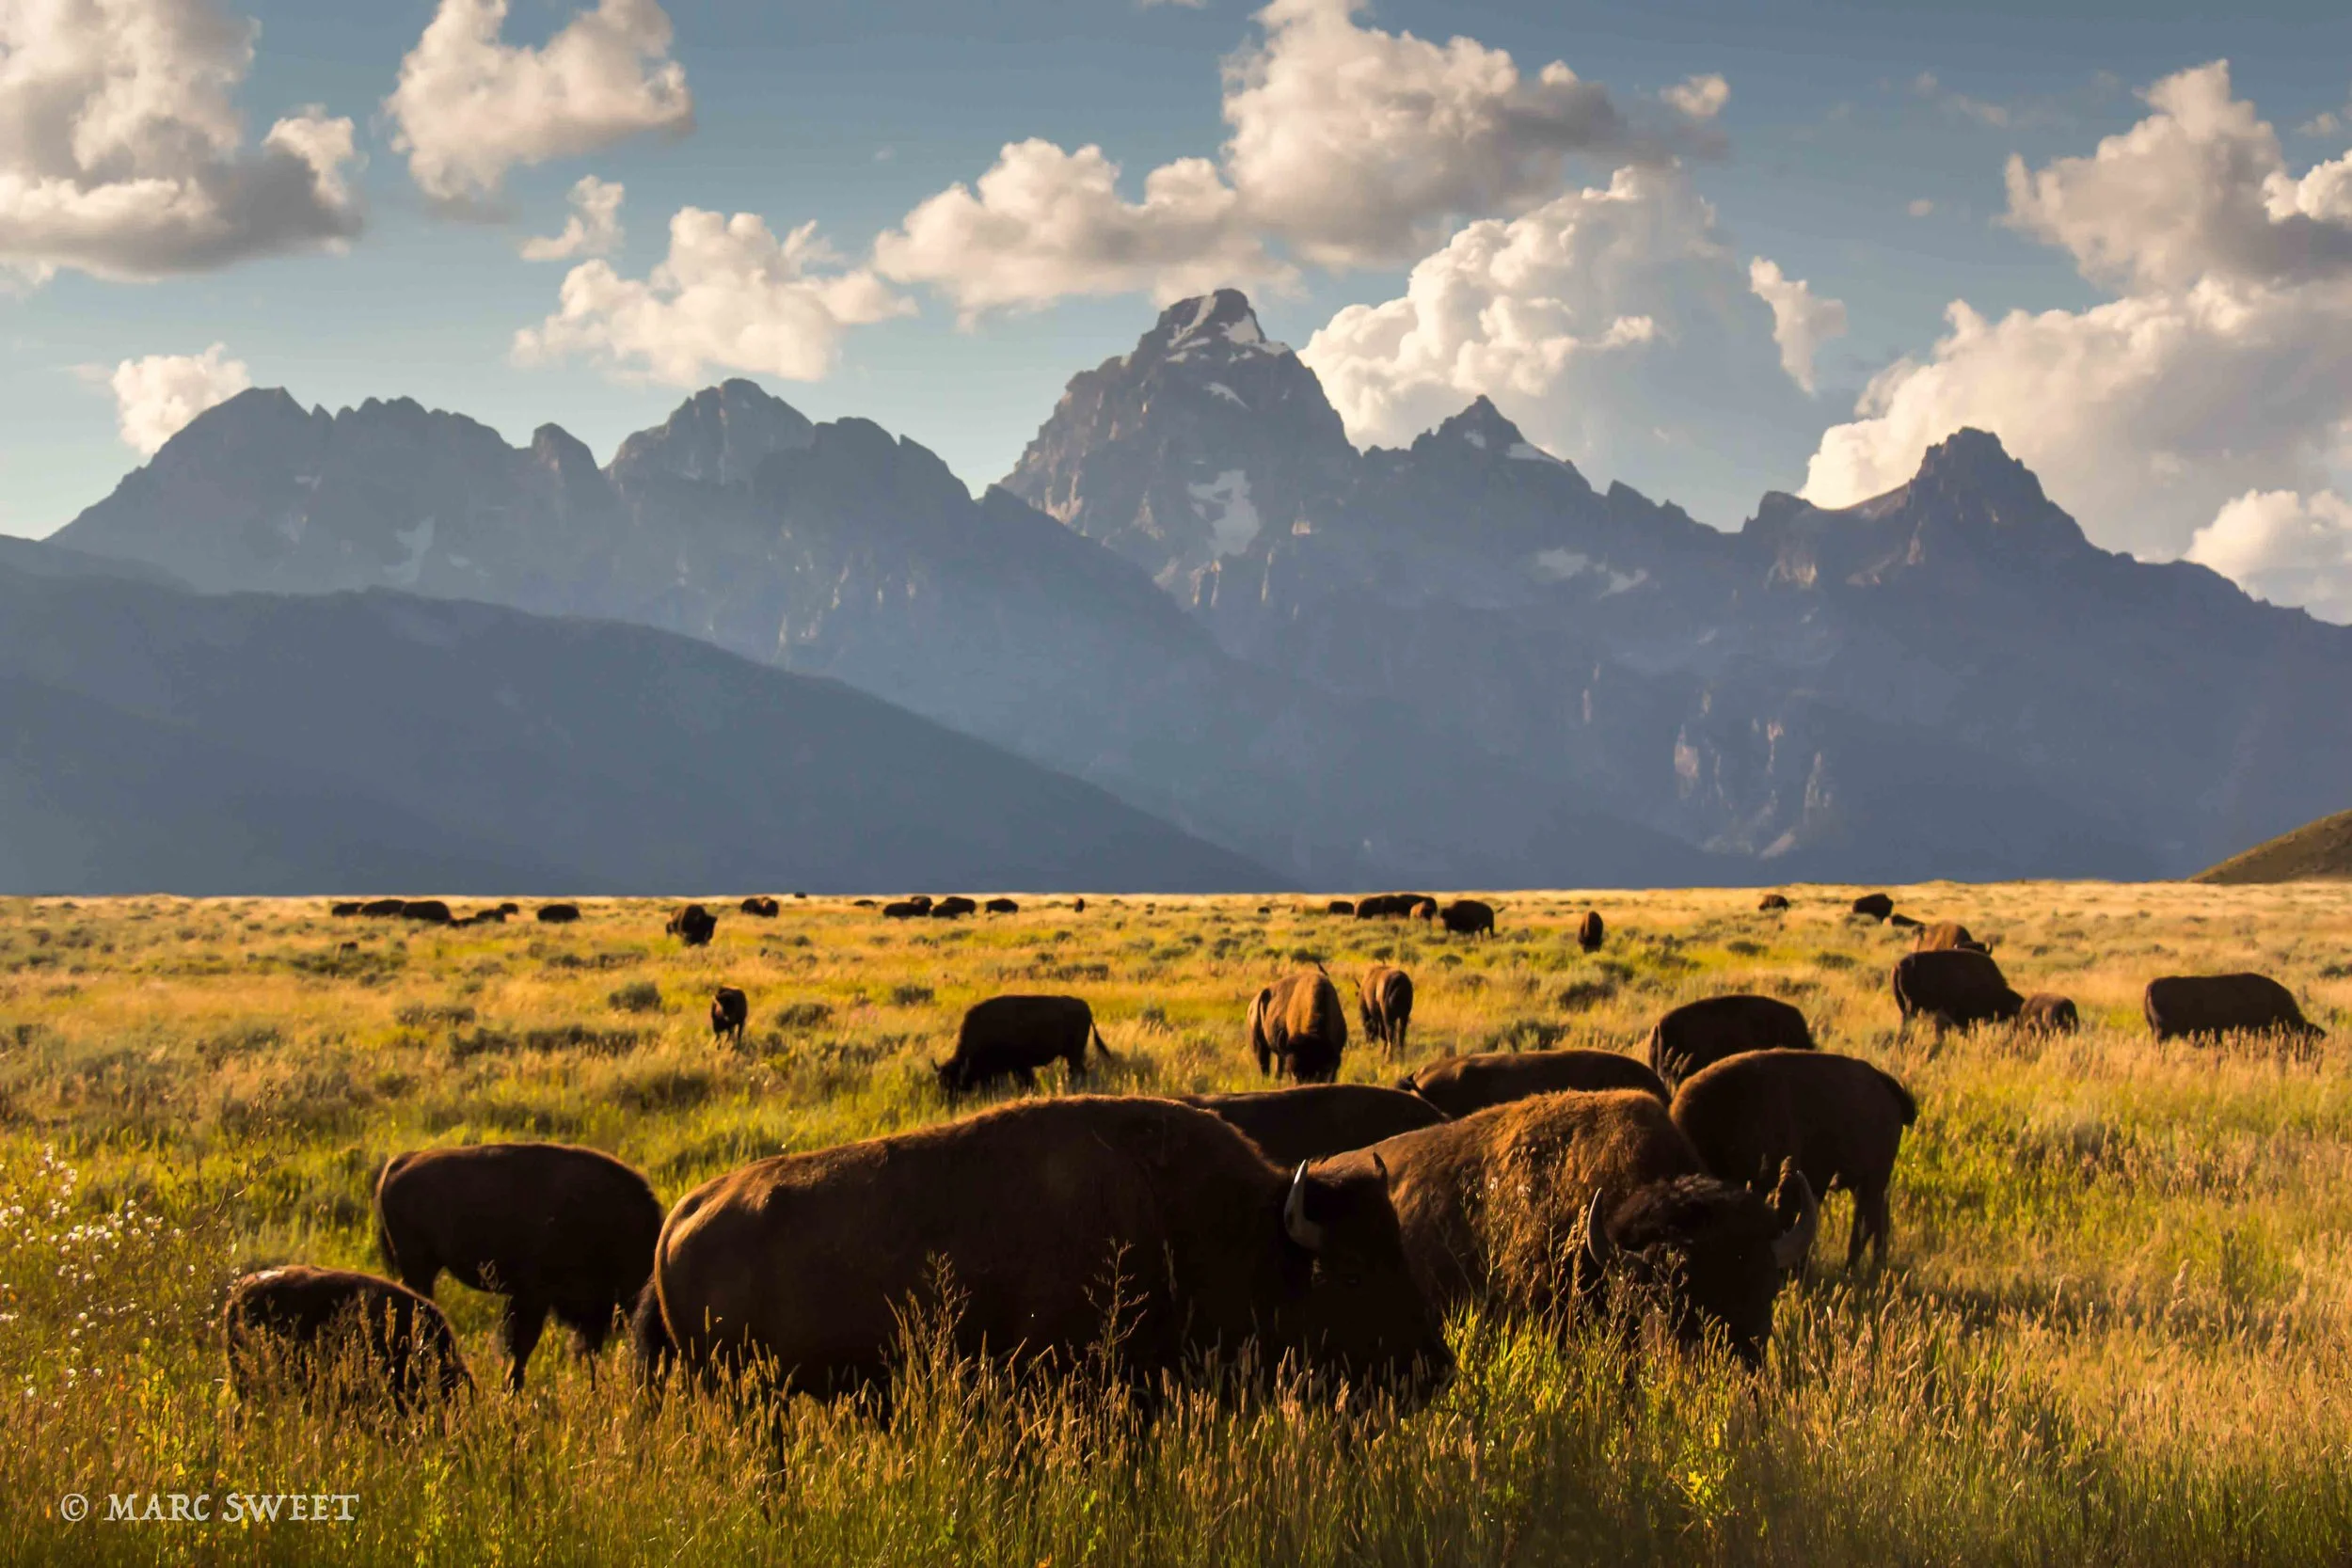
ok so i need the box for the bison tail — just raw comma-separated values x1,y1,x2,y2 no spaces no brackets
1090,1024,1116,1062
1877,1068,1920,1127
629,1280,674,1394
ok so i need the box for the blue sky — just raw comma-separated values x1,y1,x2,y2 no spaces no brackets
8,0,2352,614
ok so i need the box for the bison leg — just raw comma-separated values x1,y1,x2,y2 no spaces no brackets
1861,1185,1893,1272
501,1293,549,1391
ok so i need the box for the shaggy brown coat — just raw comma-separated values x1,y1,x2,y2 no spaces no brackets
1400,1049,1667,1117
1250,971,1349,1083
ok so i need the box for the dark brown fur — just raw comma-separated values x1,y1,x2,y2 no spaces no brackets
1646,994,1817,1093
1439,898,1496,937
2017,993,2080,1035
1182,1085,1447,1164
535,902,580,924
1250,970,1348,1083
666,904,718,945
1576,911,1605,953
2143,974,2322,1042
223,1265,471,1408
1400,1049,1668,1117
1851,893,1895,921
1892,949,2023,1031
935,994,1109,1095
1757,893,1790,911
1913,921,1986,953
1356,965,1414,1058
985,897,1019,914
740,895,781,917
710,987,748,1046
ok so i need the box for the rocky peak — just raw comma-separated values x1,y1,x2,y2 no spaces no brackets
608,378,817,488
1137,288,1285,367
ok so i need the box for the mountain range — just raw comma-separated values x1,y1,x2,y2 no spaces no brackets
37,288,2352,890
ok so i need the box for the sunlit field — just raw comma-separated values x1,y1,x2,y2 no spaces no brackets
3,882,2349,1565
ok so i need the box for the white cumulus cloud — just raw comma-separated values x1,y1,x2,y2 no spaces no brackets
108,342,250,453
1746,257,1847,394
521,175,624,260
387,0,692,206
872,140,1289,317
2185,488,2352,621
513,206,910,385
0,0,361,282
1804,61,2352,584
1661,73,1729,120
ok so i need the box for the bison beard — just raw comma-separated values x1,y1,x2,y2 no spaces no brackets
644,1097,1452,1403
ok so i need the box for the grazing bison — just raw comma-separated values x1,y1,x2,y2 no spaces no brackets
935,994,1111,1096
1356,893,1431,920
1411,898,1438,922
1913,921,1985,953
498,902,521,916
1646,995,1817,1093
905,895,935,912
1892,949,2023,1032
330,900,362,917
1671,1051,1917,1272
640,1097,1451,1402
1182,1085,1447,1165
536,902,581,924
1399,1049,1668,1118
360,897,406,917
1072,897,1086,913
1887,913,1922,930
375,1144,664,1390
401,899,453,925
740,895,781,918
666,904,718,946
984,897,1019,914
1325,1091,1816,1365
882,900,926,919
2017,993,2080,1035
710,987,749,1046
1356,966,1414,1059
2143,974,2322,1043
1851,893,1895,922
1250,970,1349,1084
930,895,978,919
224,1265,471,1408
1757,893,1790,912
1439,899,1496,938
1325,899,1356,916
1577,911,1606,953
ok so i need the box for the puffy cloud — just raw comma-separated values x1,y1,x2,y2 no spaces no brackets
1661,73,1728,120
1804,63,2352,573
521,174,623,260
871,140,1290,317
513,206,910,385
2186,488,2352,622
0,0,360,282
1300,162,1829,520
108,341,249,452
387,0,692,206
1746,257,1846,394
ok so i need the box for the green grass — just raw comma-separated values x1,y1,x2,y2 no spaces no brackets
2,883,2349,1563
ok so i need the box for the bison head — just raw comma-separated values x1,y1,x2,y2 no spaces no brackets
1582,1170,1817,1367
1276,1158,1453,1405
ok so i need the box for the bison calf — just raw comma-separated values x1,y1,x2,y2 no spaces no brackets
1250,970,1348,1083
1356,966,1414,1059
224,1265,471,1409
1399,1049,1667,1117
2144,974,2322,1043
2017,993,2080,1035
710,987,749,1046
1646,994,1816,1093
936,994,1111,1096
375,1144,665,1390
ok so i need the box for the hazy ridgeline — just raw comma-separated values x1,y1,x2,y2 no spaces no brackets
2,885,2348,1564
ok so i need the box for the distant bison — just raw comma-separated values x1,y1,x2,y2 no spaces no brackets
1646,994,1816,1093
666,905,718,946
640,1097,1450,1402
1327,1091,1817,1366
935,994,1111,1096
536,903,581,924
1672,1050,1918,1272
1250,970,1349,1083
985,897,1019,914
1355,893,1430,920
1912,921,1985,954
710,987,748,1046
1072,897,1087,913
330,901,362,917
1356,965,1414,1058
224,1265,471,1409
882,900,926,919
2143,974,2322,1043
930,895,977,919
739,895,781,917
1182,1085,1447,1165
1411,898,1438,922
375,1144,663,1390
1757,893,1790,911
2017,993,2080,1035
1399,1049,1667,1118
497,902,520,916
1576,911,1605,953
360,898,406,918
1887,913,1922,930
905,895,935,912
1439,899,1496,938
1851,893,1895,922
1325,899,1356,916
1892,949,2022,1032
401,899,453,925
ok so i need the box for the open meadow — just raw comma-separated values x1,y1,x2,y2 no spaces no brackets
2,882,2350,1565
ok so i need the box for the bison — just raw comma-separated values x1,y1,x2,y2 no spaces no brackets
536,902,581,924
1851,893,1894,922
2143,974,2323,1043
882,900,926,919
1324,1091,1816,1366
1671,1050,1918,1272
935,994,1111,1096
1646,994,1816,1093
1439,899,1496,938
1892,949,2022,1032
359,897,406,917
2017,993,2080,1035
1250,970,1349,1084
1356,966,1414,1059
1411,898,1438,923
1912,921,1985,953
401,899,453,925
666,904,718,946
330,900,362,917
1072,897,1087,913
984,897,1019,914
1182,1085,1447,1165
1399,1049,1668,1118
740,895,781,917
224,1265,471,1409
1757,893,1790,912
1576,911,1605,953
1325,898,1356,916
374,1144,663,1390
710,987,749,1046
638,1096,1452,1402
905,895,935,912
1887,912,1922,930
930,895,978,920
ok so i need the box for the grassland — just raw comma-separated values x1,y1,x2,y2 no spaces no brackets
2,881,2349,1565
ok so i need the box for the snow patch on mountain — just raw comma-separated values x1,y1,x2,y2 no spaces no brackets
1532,547,1644,594
388,517,435,587
1188,469,1262,557
1508,442,1564,466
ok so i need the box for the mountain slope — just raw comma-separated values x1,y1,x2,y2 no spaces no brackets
2192,808,2352,883
0,546,1277,895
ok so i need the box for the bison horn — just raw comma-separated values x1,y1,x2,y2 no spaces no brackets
1581,1190,1614,1268
1771,1166,1820,1274
1282,1162,1327,1252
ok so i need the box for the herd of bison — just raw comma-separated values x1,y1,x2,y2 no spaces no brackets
229,887,2330,1415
